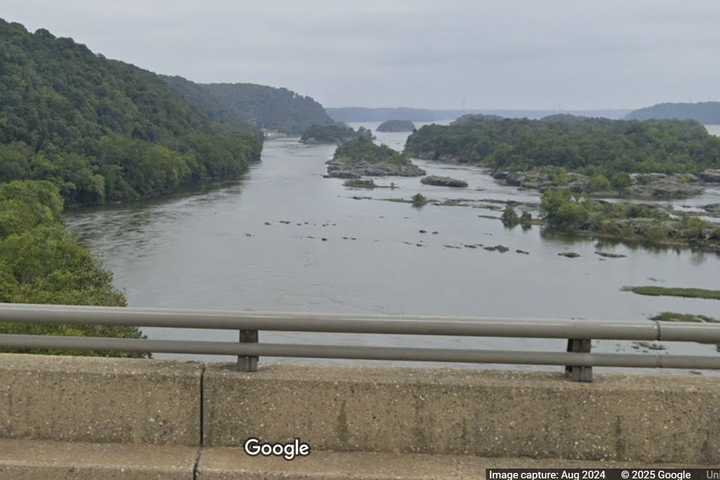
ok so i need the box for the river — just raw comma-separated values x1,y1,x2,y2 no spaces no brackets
64,122,720,370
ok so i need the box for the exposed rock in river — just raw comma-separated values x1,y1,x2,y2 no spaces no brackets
701,169,720,183
626,174,703,200
420,176,468,188
484,245,509,253
595,251,627,258
704,203,720,216
343,179,376,189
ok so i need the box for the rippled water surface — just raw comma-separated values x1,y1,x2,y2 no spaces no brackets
64,122,720,370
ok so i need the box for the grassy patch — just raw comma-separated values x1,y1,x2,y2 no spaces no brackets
623,286,720,300
650,312,719,323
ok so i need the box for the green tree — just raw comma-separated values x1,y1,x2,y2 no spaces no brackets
0,181,144,357
501,206,520,227
589,174,610,192
411,193,428,208
520,211,533,229
541,190,590,230
610,173,633,194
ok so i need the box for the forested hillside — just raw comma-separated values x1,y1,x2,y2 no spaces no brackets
627,102,720,124
405,114,720,175
0,18,265,349
0,18,261,206
165,76,334,135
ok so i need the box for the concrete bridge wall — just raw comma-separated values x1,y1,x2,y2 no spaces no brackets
0,354,718,465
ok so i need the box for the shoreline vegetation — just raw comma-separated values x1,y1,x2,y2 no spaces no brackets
0,181,145,356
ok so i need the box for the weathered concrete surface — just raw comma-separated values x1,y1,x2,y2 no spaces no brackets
197,449,700,480
0,441,699,480
203,365,720,464
0,354,202,445
0,439,197,479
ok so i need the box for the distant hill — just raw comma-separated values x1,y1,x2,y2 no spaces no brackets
328,107,630,123
0,18,262,206
165,77,334,134
626,102,720,124
377,120,416,132
328,108,470,123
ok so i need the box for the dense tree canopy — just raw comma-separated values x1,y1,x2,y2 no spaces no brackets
540,188,720,250
300,124,372,144
0,181,144,355
405,114,720,176
165,76,334,135
334,137,408,165
0,18,262,206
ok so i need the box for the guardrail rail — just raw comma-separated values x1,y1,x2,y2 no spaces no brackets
1,303,720,382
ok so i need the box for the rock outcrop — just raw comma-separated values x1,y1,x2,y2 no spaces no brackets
701,169,720,183
420,176,468,188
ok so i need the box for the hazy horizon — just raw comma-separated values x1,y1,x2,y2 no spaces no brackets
4,0,720,111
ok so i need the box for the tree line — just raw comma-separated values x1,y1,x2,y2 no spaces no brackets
405,114,720,176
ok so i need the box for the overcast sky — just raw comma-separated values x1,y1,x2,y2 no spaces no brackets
4,0,720,110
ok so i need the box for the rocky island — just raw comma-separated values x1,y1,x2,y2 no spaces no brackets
420,175,468,187
325,137,426,178
539,189,720,252
493,169,705,200
300,124,373,145
377,119,416,132
405,115,720,200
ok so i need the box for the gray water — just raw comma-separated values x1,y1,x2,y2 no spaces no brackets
64,122,720,370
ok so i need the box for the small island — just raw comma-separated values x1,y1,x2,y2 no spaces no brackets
492,170,704,200
420,175,468,188
300,124,373,145
405,115,720,200
539,189,720,252
377,119,416,132
325,137,426,178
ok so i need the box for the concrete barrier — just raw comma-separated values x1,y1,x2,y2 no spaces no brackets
1,354,719,464
203,364,720,464
0,354,202,446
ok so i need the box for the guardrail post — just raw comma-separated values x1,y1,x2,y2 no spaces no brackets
237,329,258,372
565,338,592,382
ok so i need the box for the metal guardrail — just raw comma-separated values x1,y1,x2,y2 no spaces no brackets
1,303,720,382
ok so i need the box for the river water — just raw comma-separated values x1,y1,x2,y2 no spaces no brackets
64,122,720,370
